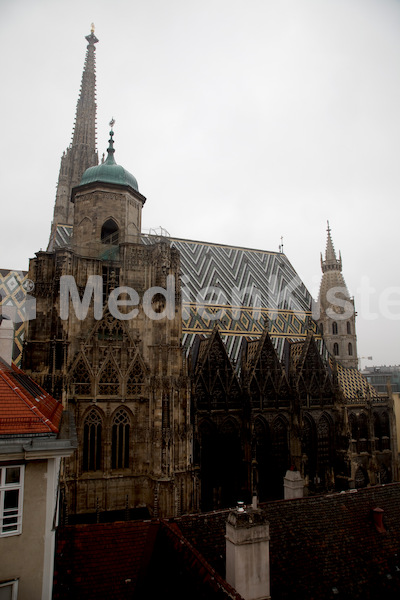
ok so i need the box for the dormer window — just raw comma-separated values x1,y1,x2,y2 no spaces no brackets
101,219,119,245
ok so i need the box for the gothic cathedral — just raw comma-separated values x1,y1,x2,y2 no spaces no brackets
22,29,398,520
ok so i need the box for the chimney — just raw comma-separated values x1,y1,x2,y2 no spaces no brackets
226,502,271,600
372,507,386,533
284,468,304,499
0,317,14,365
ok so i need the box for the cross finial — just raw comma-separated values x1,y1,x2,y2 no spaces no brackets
109,117,115,130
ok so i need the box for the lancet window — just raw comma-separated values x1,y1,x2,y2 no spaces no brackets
111,409,130,469
83,410,102,471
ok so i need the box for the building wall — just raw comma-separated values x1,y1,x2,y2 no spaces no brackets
0,460,49,600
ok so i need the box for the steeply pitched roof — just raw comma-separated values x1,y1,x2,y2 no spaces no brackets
53,520,243,600
0,358,63,434
336,361,381,401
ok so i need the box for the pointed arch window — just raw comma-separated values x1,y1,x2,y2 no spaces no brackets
381,412,391,450
317,415,332,473
73,358,91,396
101,219,119,245
347,321,351,334
98,360,120,395
126,359,145,396
83,410,102,472
112,409,130,469
348,343,353,356
332,322,338,335
333,343,339,356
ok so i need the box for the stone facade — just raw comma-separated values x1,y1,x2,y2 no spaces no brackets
24,167,194,519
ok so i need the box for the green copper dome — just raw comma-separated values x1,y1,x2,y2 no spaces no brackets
80,127,139,191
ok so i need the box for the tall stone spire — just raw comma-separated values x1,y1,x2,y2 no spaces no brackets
321,221,342,273
317,222,358,368
48,25,99,249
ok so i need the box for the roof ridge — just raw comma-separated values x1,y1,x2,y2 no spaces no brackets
0,367,59,434
161,520,244,599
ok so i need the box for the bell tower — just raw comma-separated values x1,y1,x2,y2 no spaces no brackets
317,222,358,368
72,121,146,254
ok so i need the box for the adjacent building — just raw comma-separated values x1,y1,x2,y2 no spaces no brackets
0,318,76,600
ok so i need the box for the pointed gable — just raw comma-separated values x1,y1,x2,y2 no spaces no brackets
192,328,242,410
291,334,335,404
244,329,291,408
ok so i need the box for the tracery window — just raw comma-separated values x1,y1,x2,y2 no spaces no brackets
126,359,145,395
112,409,130,469
73,358,91,396
83,410,102,471
98,360,120,395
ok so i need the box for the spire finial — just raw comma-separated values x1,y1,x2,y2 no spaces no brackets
104,118,116,165
91,22,95,33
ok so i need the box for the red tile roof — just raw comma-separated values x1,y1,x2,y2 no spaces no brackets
0,358,63,434
54,521,158,600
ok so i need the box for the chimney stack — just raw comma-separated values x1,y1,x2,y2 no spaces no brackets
226,502,271,600
0,317,14,365
372,507,386,533
284,469,304,499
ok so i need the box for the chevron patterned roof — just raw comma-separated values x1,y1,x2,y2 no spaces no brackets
3,228,319,364
142,235,319,360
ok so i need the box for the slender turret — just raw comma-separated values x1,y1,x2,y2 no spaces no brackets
48,25,99,249
317,222,358,368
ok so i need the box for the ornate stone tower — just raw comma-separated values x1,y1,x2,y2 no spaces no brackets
317,223,358,368
24,30,194,520
48,26,99,248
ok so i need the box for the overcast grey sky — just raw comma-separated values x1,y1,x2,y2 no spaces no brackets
1,0,399,367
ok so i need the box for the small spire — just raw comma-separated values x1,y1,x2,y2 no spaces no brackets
104,118,116,165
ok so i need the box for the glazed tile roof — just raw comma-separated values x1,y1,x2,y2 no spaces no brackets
0,358,63,434
336,362,381,402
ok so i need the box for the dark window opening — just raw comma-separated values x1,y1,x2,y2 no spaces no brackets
101,219,119,245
